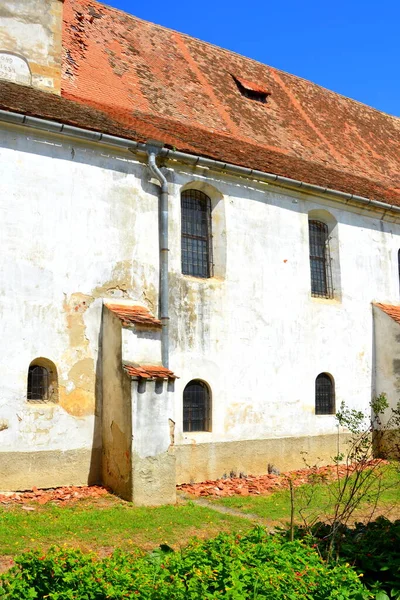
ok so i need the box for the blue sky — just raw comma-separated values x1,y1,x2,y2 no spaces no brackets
104,0,399,117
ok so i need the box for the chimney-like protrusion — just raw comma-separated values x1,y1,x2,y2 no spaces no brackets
0,0,63,94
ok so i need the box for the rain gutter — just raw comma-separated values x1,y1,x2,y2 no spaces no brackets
0,108,398,217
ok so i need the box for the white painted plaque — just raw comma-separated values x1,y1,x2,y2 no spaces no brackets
0,52,31,85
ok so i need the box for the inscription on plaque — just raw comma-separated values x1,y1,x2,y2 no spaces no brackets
0,53,32,86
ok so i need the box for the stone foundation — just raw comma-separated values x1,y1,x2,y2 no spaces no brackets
0,447,101,491
175,434,352,484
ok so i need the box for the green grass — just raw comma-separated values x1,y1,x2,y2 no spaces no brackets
0,499,253,556
0,465,398,559
210,463,400,523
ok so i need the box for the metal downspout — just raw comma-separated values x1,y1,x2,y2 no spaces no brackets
146,144,169,368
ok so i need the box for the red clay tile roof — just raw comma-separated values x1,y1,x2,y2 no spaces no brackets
2,80,396,207
105,302,161,328
374,303,400,325
123,364,177,379
59,0,399,204
0,1,399,206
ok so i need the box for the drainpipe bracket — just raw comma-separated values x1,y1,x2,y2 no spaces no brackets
145,139,165,156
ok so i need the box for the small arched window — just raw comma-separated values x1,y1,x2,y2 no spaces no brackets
27,358,58,403
309,220,333,298
183,380,211,432
181,189,213,278
315,373,335,415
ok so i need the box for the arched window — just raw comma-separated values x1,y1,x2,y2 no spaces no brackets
398,250,400,295
181,189,213,278
315,373,335,415
183,380,211,432
309,220,333,298
27,358,58,403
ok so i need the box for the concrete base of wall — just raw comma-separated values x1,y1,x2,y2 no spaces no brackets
0,448,101,491
175,434,351,484
131,450,176,506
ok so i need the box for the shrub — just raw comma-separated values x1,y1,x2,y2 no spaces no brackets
0,527,370,599
296,518,400,598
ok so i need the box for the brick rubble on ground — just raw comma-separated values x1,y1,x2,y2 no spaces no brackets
177,460,387,498
0,460,387,504
0,485,108,506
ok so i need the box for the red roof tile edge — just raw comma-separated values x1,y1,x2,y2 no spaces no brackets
374,303,400,325
0,80,398,206
123,364,177,379
105,302,161,328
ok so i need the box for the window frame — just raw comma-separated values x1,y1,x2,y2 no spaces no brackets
308,220,334,299
181,189,213,279
315,373,335,415
398,249,400,296
27,358,58,404
183,379,212,432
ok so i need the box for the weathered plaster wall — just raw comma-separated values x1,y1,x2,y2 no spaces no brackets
1,122,400,491
0,124,159,490
122,327,161,366
102,307,132,499
131,380,176,505
0,0,63,93
167,166,400,480
372,306,400,456
373,306,400,413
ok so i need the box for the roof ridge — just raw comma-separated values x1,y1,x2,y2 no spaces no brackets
85,0,399,120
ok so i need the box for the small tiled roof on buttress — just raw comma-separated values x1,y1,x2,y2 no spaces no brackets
123,364,177,380
105,302,161,328
374,303,400,325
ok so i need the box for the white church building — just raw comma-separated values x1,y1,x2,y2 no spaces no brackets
0,0,399,504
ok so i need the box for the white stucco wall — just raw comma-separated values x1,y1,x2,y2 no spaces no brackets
168,167,400,449
1,121,400,486
122,327,161,365
0,124,159,463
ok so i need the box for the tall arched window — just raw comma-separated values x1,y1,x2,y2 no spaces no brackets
27,358,58,403
181,189,213,278
183,380,211,432
315,373,335,415
309,220,333,298
398,250,400,295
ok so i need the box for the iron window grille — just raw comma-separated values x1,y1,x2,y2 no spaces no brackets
183,380,211,432
27,365,50,402
181,190,213,278
398,250,400,294
315,373,335,415
309,220,333,298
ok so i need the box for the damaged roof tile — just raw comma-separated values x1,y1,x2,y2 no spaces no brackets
105,302,161,328
232,74,271,97
123,364,177,379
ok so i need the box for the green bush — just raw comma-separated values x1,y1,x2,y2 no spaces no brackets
0,527,371,599
297,518,400,598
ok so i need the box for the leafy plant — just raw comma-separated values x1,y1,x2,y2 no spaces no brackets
0,528,372,599
294,517,400,599
286,395,400,560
